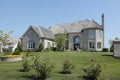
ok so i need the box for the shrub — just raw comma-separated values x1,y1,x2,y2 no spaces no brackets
45,48,51,52
32,54,54,80
61,60,74,74
21,52,31,72
51,47,57,51
102,48,108,52
81,60,102,80
17,42,22,52
12,42,23,55
39,43,44,52
13,48,20,55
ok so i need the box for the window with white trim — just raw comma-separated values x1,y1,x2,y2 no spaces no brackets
97,42,101,49
27,41,35,49
89,42,95,49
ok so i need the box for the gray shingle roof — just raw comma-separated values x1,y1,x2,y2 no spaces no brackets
31,26,54,40
50,20,103,34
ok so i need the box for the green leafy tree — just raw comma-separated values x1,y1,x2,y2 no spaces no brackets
13,42,20,55
55,32,67,51
0,30,13,53
17,42,22,52
31,54,54,80
13,42,22,55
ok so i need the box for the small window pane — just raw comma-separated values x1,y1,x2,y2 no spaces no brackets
97,42,101,49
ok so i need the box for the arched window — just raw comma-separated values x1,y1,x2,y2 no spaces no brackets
27,41,35,49
74,36,80,44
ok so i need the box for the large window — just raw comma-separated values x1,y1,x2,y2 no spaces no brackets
89,30,95,38
97,42,101,49
27,41,35,49
89,42,95,49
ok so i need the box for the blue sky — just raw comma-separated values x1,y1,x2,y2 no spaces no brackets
0,0,120,48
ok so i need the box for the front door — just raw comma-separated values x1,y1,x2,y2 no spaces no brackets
74,44,80,50
74,36,80,50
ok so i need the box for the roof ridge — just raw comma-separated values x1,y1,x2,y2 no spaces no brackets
38,27,44,37
92,19,101,26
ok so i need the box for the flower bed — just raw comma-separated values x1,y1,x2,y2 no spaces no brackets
1,55,23,62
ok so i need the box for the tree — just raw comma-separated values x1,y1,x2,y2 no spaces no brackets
61,60,74,74
82,60,102,80
0,30,13,53
55,32,67,51
13,42,22,55
17,42,22,52
109,39,113,52
31,54,54,80
21,52,31,72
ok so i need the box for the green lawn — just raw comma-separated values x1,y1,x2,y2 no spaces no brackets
0,52,120,80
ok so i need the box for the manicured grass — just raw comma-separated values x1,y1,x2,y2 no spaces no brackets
0,52,120,80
